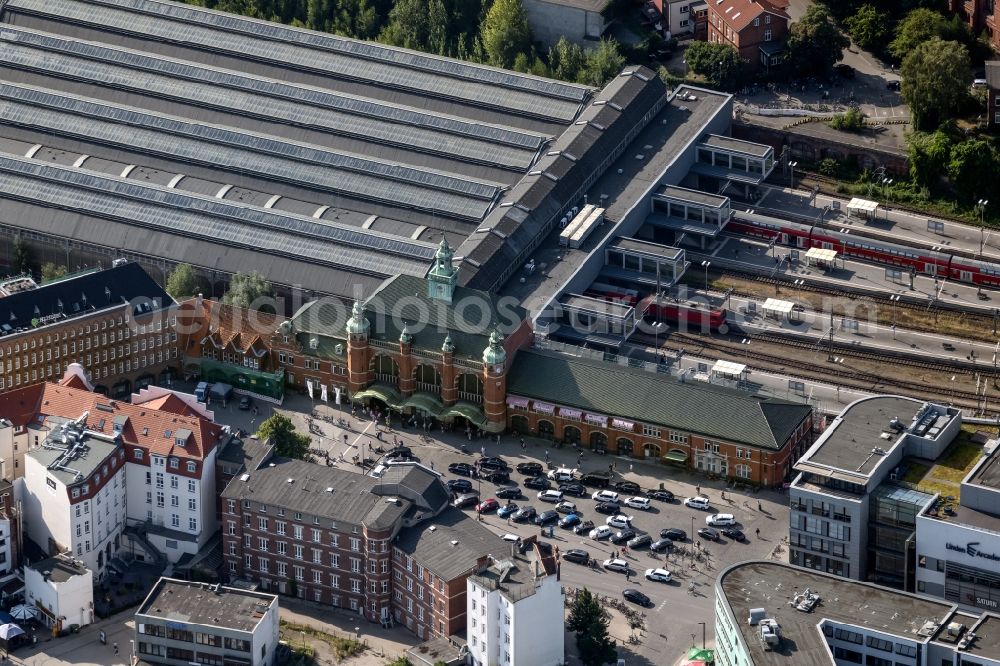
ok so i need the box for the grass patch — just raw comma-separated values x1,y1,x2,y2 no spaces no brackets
906,437,983,499
280,620,365,661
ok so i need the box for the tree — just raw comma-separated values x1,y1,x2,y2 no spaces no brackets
41,262,68,283
12,235,32,275
479,0,532,69
256,414,311,459
549,36,586,83
682,41,741,90
889,8,950,59
843,4,889,51
566,588,617,666
579,39,626,87
786,4,849,77
222,271,274,312
165,263,200,300
906,129,952,186
829,107,865,131
900,37,969,130
947,139,999,201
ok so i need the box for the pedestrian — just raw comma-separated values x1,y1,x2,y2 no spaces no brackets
758,501,762,511
430,461,435,470
755,528,760,538
113,643,119,656
626,570,631,582
696,485,700,495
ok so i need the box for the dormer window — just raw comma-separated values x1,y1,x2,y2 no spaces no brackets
169,457,179,469
187,461,197,473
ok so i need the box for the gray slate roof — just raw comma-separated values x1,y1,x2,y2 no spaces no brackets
395,507,508,582
506,349,811,450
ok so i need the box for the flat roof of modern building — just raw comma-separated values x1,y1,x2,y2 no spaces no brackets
964,614,1000,662
28,426,120,487
923,501,1000,531
800,396,924,477
719,561,957,666
560,293,634,319
655,184,730,208
970,448,1000,489
700,133,772,157
27,553,89,583
606,237,684,260
137,578,277,633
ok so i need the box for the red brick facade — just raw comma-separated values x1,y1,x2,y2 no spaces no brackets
949,0,1000,52
706,0,789,72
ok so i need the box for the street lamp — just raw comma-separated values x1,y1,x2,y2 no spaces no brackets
978,199,990,258
701,260,711,291
889,295,900,339
882,177,893,201
698,621,707,650
788,161,797,189
653,321,665,355
690,515,695,567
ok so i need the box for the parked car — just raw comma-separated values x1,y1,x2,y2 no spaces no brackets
627,534,652,549
603,558,630,573
559,513,582,528
497,503,519,518
623,589,651,606
447,479,473,494
238,395,253,410
516,462,544,475
448,463,475,476
452,493,479,509
476,498,499,513
684,496,711,510
547,467,577,481
537,490,564,503
559,483,586,497
606,515,633,529
555,501,577,514
886,79,901,91
524,476,551,490
660,528,687,541
563,549,590,564
535,510,559,526
645,568,672,583
496,486,521,499
478,458,509,472
589,525,613,540
594,502,621,515
483,470,510,484
723,527,746,542
648,490,675,502
574,520,595,535
624,496,651,511
650,538,674,553
706,513,736,527
592,490,620,503
580,471,612,488
614,481,641,494
610,528,636,545
512,506,537,522
698,527,720,541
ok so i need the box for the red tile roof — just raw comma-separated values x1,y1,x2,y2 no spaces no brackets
710,0,788,33
177,297,279,358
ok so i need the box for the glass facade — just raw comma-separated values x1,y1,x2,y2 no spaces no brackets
868,484,933,589
945,561,1000,612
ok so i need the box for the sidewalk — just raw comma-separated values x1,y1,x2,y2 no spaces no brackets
8,612,136,666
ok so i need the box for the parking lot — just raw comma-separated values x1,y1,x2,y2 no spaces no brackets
198,390,790,664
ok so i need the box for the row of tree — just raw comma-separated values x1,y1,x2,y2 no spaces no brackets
186,0,626,87
907,122,999,203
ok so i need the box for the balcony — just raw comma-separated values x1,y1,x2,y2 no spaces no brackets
458,391,483,404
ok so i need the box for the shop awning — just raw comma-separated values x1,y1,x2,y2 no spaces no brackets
352,383,403,409
440,402,488,428
560,407,582,420
532,401,556,415
585,413,607,426
402,392,443,416
664,450,689,463
611,418,635,431
506,396,530,409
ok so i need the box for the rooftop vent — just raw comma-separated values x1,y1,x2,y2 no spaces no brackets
239,473,250,482
287,478,294,484
947,622,966,637
450,540,459,546
429,526,437,531
326,487,334,493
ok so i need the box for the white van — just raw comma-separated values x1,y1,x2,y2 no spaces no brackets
369,464,388,479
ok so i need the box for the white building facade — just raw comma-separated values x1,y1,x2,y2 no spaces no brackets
24,554,94,630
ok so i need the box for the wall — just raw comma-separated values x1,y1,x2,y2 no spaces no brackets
23,455,71,560
509,575,564,666
24,564,94,628
521,0,603,46
789,481,866,580
915,511,1000,612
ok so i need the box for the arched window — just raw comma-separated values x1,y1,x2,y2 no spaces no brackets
616,438,634,456
414,364,441,391
735,464,752,479
371,355,399,381
456,373,483,402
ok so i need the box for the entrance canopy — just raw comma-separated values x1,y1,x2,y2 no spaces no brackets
846,197,879,218
711,359,747,380
804,247,838,266
402,392,444,416
352,383,403,409
439,402,487,428
762,298,795,319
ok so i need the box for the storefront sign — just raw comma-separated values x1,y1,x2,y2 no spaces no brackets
506,396,530,409
612,418,635,431
585,413,607,426
532,401,555,415
977,596,999,609
946,542,1000,562
559,407,582,420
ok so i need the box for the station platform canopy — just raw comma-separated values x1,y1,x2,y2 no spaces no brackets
846,198,879,218
804,247,838,265
762,298,795,319
711,359,747,379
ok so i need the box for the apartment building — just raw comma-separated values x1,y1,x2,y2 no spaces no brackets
705,0,789,72
988,61,999,129
135,577,279,666
24,553,93,631
0,261,176,398
221,459,505,640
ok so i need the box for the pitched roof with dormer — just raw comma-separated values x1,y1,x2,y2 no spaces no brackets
177,297,280,359
710,0,788,33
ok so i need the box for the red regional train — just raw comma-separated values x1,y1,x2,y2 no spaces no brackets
584,282,639,307
638,295,729,334
726,212,1000,288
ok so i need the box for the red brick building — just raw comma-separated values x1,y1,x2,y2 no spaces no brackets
949,0,1000,52
988,61,1000,129
706,0,790,72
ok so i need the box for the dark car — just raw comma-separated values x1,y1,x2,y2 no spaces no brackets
610,528,637,544
627,534,652,549
660,528,687,541
623,589,652,607
559,483,587,497
452,493,479,509
524,476,551,490
483,470,511,484
388,446,413,458
834,63,855,79
614,481,641,494
496,486,522,499
649,490,675,502
448,463,475,476
559,513,582,528
650,538,674,553
447,479,473,493
594,502,621,515
723,527,746,542
512,506,537,522
516,462,544,476
886,79,901,91
238,395,253,410
698,527,720,542
479,457,509,471
535,510,560,526
573,520,595,535
563,549,590,564
580,472,612,488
